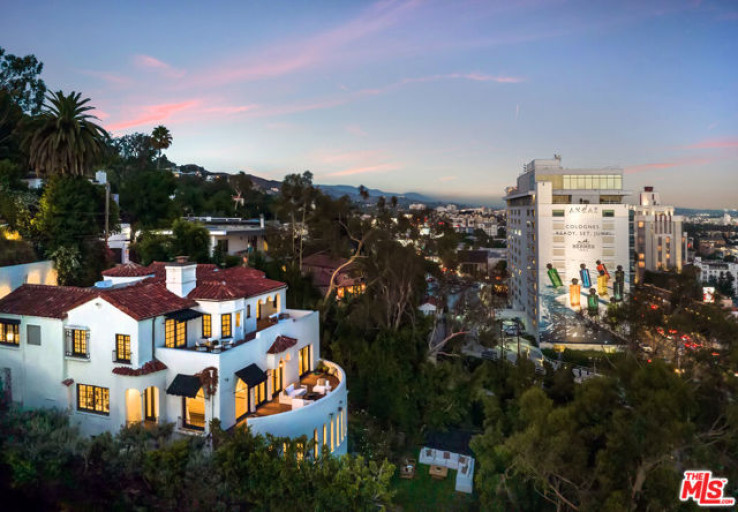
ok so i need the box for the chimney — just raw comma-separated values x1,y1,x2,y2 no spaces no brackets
165,256,197,297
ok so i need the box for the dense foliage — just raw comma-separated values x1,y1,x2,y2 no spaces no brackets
0,405,394,511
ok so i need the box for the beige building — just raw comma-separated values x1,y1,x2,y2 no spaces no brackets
632,186,687,284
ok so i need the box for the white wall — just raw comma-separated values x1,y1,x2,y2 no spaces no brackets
247,361,348,456
0,315,67,410
0,260,57,299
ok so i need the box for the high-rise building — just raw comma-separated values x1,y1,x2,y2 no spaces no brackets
505,155,631,340
631,186,687,283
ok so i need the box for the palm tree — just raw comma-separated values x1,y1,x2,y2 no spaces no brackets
151,125,172,169
26,91,108,177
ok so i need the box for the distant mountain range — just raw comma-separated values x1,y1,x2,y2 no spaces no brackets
241,173,454,208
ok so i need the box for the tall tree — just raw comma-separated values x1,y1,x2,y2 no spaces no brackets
0,47,47,114
151,125,172,169
274,171,318,267
25,91,108,177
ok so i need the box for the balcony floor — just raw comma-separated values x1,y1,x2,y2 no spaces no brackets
239,372,340,423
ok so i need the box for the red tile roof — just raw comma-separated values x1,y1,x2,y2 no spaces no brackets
267,335,298,354
100,282,197,320
302,252,348,270
112,360,167,376
101,262,154,277
0,285,96,318
188,282,242,300
0,263,285,320
187,266,284,300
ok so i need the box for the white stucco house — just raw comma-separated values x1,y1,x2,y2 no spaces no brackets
0,258,348,456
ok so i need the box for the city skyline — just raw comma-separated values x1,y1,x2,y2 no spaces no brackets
3,0,737,208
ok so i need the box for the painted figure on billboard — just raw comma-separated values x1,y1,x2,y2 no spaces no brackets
597,270,608,296
587,288,599,317
613,265,625,302
596,260,610,279
579,263,592,289
546,263,563,287
569,278,581,308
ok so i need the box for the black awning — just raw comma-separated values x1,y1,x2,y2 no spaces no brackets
235,364,267,387
165,308,203,322
0,318,20,325
166,374,202,398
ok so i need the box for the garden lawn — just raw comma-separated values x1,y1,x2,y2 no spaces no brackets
391,465,475,511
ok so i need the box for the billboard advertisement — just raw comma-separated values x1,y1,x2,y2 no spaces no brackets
539,204,627,345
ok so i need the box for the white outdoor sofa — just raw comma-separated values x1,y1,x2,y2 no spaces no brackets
278,383,307,405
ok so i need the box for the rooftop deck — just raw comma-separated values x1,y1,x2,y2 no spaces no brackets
174,316,280,353
241,371,341,421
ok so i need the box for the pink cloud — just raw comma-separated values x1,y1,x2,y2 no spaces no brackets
105,100,199,132
327,163,399,177
196,0,421,86
625,157,713,174
133,54,186,78
439,176,457,182
202,105,258,115
681,137,738,150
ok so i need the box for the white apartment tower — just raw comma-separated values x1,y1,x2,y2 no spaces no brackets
632,186,687,283
505,155,631,338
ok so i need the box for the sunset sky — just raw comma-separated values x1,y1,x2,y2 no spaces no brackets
3,0,737,208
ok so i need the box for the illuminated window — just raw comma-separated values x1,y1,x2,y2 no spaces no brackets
65,328,88,357
253,380,267,407
77,384,109,415
638,221,644,228
184,388,205,430
271,362,283,397
342,408,347,440
236,312,241,328
202,314,211,338
115,334,131,363
337,411,341,444
323,423,327,453
296,441,304,461
165,319,175,347
330,417,335,452
165,319,186,348
221,314,232,338
0,321,19,346
298,345,311,376
314,428,319,459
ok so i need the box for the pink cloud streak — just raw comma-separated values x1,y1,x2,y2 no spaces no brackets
681,137,738,150
327,163,399,177
133,54,186,78
624,157,713,174
105,100,199,132
195,0,421,86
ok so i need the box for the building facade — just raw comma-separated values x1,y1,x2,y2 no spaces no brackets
0,259,347,455
505,155,631,340
694,257,738,297
632,186,687,284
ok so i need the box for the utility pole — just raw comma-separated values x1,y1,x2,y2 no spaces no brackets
104,180,110,248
